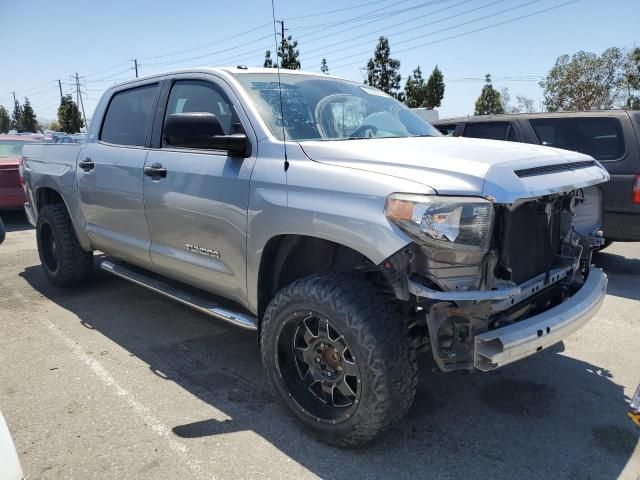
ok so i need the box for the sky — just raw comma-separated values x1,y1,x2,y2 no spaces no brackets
0,0,638,124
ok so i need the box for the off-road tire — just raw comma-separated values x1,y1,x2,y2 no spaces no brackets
260,273,418,448
36,204,93,287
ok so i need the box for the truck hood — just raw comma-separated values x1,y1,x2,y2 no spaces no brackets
299,136,610,203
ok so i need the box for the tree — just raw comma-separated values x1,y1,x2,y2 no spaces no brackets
500,87,512,112
515,94,535,113
263,50,274,68
365,36,403,100
540,47,627,111
278,35,301,70
474,74,504,115
623,47,640,109
320,58,329,75
47,120,62,132
263,36,301,69
57,95,84,133
404,66,427,108
0,106,10,134
21,97,38,132
11,100,23,131
424,65,445,108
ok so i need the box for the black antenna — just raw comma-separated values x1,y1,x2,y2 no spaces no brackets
270,0,289,171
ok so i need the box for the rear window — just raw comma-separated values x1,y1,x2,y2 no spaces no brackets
462,122,519,142
435,124,457,136
529,117,625,161
0,140,28,157
100,84,158,147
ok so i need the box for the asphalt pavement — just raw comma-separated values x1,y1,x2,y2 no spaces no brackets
0,210,638,480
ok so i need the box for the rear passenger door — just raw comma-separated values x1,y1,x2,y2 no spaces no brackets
77,83,159,269
460,121,520,142
142,76,257,306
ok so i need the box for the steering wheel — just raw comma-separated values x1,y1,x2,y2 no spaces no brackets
350,124,378,138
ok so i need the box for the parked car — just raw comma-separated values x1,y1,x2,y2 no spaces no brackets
0,134,39,209
22,68,609,447
433,111,640,243
0,410,23,480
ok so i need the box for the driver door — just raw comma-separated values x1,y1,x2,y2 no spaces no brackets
143,77,256,306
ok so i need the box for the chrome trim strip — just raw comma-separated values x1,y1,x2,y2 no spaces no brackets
474,268,607,371
100,260,257,331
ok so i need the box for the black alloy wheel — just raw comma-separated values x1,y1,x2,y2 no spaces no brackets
277,312,361,423
39,221,59,273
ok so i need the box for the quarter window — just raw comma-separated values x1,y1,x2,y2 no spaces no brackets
163,80,241,147
100,84,158,147
462,122,519,142
529,117,625,161
435,124,457,136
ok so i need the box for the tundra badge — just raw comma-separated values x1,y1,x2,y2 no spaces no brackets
185,244,220,259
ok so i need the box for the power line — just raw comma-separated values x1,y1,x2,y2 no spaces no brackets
326,0,547,66
140,22,273,61
84,61,132,78
284,0,399,21
143,33,274,68
294,0,417,43
290,0,430,31
302,0,481,58
331,0,580,70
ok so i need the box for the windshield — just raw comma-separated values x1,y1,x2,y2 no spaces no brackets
0,140,29,157
234,73,440,141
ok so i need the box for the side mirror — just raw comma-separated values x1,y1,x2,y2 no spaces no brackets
0,215,5,245
164,113,250,156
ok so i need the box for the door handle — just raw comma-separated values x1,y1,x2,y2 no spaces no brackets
79,158,94,171
144,163,167,178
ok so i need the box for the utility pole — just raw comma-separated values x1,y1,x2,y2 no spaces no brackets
12,91,17,106
132,59,139,78
276,20,285,68
75,73,88,130
58,80,63,100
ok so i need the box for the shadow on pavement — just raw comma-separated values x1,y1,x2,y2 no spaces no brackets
593,247,640,301
19,263,638,479
0,210,32,233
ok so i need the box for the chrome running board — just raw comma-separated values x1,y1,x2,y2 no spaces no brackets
100,259,257,331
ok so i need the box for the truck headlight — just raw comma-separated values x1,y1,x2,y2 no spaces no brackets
385,194,494,253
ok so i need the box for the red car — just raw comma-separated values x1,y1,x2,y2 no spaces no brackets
0,135,38,209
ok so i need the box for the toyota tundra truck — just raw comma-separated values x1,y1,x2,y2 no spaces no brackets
21,67,609,448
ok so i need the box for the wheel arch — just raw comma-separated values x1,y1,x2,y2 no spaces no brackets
256,235,381,327
33,185,92,251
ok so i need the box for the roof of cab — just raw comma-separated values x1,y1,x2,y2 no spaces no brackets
107,66,350,90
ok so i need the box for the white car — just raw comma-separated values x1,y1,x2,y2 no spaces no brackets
0,411,23,480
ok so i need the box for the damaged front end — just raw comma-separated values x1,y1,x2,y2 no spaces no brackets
382,186,608,372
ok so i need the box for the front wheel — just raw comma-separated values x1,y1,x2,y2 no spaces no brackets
260,273,417,448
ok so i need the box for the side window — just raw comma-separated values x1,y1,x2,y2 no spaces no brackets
435,124,457,136
462,122,518,141
163,80,241,147
100,84,158,147
529,117,625,161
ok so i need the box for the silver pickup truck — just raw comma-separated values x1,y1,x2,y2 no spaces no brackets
21,67,609,448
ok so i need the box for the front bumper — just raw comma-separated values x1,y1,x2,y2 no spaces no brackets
473,268,607,371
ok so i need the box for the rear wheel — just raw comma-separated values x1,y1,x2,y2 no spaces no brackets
260,273,417,448
36,204,93,287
